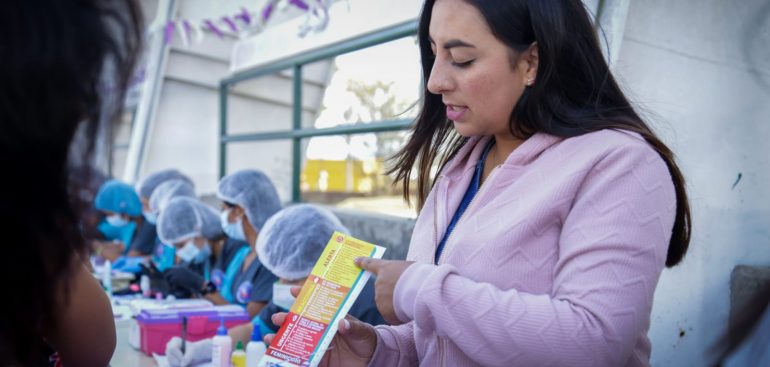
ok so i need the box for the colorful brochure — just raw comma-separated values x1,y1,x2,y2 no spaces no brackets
258,231,385,367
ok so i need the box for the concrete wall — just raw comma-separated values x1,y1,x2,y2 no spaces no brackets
613,0,770,365
130,0,332,200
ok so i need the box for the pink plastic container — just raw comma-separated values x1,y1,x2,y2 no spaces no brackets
136,304,250,356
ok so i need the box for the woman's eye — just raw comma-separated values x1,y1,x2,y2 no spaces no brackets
452,59,474,68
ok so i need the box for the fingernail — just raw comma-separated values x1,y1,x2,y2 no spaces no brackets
354,257,362,265
343,319,350,331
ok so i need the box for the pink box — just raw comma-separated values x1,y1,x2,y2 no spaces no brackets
136,305,250,356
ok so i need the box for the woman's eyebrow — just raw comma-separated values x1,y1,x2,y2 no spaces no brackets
428,36,476,50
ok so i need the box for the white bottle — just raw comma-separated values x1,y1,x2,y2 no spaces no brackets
102,260,112,297
211,318,232,367
140,275,151,297
246,326,267,366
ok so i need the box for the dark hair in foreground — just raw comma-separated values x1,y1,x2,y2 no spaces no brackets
0,0,142,363
388,0,691,267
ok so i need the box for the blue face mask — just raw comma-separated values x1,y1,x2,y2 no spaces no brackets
220,209,246,241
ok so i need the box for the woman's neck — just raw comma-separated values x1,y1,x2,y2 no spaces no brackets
244,222,258,251
491,133,525,166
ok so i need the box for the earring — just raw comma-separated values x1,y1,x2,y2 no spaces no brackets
526,78,535,86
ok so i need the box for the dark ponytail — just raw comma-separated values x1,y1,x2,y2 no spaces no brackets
389,0,690,267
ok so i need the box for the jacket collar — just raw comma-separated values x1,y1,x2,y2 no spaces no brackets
443,133,563,181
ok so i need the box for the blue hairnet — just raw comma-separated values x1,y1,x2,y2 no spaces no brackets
94,179,142,216
136,169,193,200
157,197,223,244
149,179,195,214
216,170,281,231
256,204,349,280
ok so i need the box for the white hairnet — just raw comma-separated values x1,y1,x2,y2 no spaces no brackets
256,204,349,281
149,179,195,214
216,170,281,231
157,197,223,244
136,169,192,200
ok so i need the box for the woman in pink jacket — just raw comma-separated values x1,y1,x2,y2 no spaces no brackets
267,0,691,365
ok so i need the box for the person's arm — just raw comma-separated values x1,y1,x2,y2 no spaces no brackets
389,144,676,366
95,240,124,261
204,292,230,305
246,301,267,320
228,322,254,347
45,258,116,366
368,322,418,367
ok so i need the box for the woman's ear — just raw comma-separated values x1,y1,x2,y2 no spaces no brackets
524,42,539,86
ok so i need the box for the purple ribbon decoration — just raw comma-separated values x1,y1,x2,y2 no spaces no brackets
164,20,175,44
183,20,193,40
204,19,224,38
288,0,310,11
221,16,238,33
261,1,276,24
235,7,252,26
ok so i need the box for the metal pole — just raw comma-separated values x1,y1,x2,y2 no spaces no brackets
292,65,303,203
218,83,228,179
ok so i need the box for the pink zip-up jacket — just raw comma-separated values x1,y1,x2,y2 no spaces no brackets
368,130,676,366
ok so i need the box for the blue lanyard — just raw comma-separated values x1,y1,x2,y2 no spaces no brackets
220,246,251,303
434,139,495,264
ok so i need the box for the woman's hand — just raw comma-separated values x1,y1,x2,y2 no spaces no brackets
354,258,414,325
264,287,378,367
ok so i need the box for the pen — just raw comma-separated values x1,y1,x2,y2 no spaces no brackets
181,316,187,354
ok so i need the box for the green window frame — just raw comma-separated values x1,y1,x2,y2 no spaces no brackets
218,20,419,202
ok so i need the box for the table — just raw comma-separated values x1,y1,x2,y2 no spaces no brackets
110,320,157,367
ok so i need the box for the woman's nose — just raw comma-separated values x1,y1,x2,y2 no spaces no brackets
426,59,452,95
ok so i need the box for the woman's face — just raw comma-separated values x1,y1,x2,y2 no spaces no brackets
426,0,536,138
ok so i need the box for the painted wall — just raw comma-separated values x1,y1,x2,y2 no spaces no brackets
612,0,770,365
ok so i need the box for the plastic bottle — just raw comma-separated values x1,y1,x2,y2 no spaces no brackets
231,341,246,367
102,260,112,297
211,318,232,367
246,326,266,366
140,275,151,297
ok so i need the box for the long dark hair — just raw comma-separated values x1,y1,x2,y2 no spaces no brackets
0,0,142,363
388,0,691,267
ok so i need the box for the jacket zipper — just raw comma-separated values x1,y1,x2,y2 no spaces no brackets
437,164,501,265
438,336,445,366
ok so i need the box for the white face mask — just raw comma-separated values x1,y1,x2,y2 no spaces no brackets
106,214,129,227
220,209,246,241
176,240,200,263
273,283,296,310
143,211,157,224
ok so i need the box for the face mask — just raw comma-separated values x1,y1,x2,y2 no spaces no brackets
176,240,200,263
143,211,157,224
220,209,246,241
106,214,129,227
273,283,296,310
193,242,211,263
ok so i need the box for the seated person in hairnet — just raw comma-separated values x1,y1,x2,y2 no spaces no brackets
157,197,223,287
164,204,384,367
132,169,193,257
147,179,196,267
163,170,281,319
93,179,144,262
